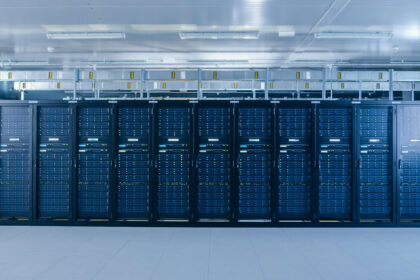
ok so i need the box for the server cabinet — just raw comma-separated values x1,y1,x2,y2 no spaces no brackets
36,106,72,220
156,102,192,220
397,106,420,221
318,105,353,221
116,103,151,220
76,105,112,220
358,106,393,221
0,105,32,220
196,102,232,220
276,103,312,221
237,102,272,220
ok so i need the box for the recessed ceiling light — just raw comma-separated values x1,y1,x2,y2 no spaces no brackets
47,32,126,40
314,31,393,39
179,31,259,40
278,31,295,37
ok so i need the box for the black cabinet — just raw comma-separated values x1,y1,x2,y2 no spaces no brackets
1,99,419,226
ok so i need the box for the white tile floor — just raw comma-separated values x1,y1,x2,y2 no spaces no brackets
1,227,420,280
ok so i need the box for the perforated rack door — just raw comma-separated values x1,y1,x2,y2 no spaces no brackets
37,106,72,219
359,106,393,221
76,106,112,220
157,104,191,220
0,105,32,219
318,107,352,221
398,106,420,221
116,105,151,220
197,103,232,220
237,103,272,220
277,106,312,221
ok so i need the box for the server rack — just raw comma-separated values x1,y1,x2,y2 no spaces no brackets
196,101,232,221
357,106,393,222
76,104,112,220
276,102,313,221
397,105,420,222
2,99,420,227
317,104,353,221
36,105,72,220
0,104,32,220
156,101,192,221
116,102,151,221
237,101,272,221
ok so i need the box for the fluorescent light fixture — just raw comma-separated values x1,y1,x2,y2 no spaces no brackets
47,32,126,40
278,30,295,37
187,60,249,63
179,31,259,40
404,27,420,39
313,31,393,39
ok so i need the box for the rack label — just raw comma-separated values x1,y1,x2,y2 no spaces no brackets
9,138,20,142
128,138,139,142
329,139,341,142
48,138,59,142
168,138,179,142
88,138,99,142
208,138,219,142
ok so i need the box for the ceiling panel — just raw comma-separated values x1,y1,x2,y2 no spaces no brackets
0,0,420,69
0,0,330,25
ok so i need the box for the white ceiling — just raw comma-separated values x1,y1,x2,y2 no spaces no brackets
0,0,420,69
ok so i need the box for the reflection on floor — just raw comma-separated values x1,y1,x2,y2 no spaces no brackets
1,226,420,280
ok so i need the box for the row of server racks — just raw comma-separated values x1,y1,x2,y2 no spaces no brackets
0,99,420,226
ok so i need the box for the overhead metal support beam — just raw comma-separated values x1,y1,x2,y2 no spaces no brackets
322,68,327,99
389,69,394,100
265,68,269,100
73,68,79,100
197,69,202,99
140,69,145,99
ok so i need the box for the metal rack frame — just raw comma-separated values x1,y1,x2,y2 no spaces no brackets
2,69,420,101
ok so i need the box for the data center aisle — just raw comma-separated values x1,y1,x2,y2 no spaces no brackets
1,227,420,280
